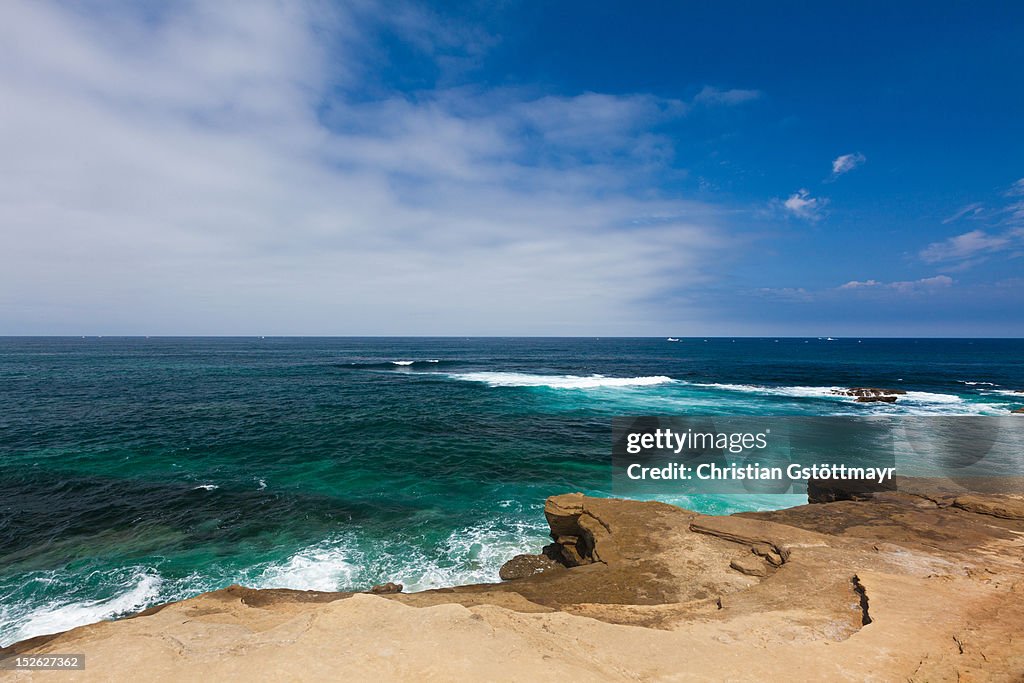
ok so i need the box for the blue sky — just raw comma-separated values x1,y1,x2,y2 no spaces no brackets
1,1,1021,335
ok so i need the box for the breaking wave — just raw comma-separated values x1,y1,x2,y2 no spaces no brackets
337,359,453,369
688,382,1009,414
252,517,548,594
447,372,676,389
0,568,163,646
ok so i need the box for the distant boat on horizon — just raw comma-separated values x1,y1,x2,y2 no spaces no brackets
666,337,680,342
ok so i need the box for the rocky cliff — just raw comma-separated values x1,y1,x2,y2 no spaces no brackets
3,480,1024,681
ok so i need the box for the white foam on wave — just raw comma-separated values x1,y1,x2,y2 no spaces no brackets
448,371,675,389
1,570,162,646
899,391,964,404
691,382,846,399
959,380,998,386
256,538,361,592
687,382,1007,414
990,389,1023,397
692,382,963,403
391,360,415,366
192,484,219,491
396,518,547,592
251,514,548,594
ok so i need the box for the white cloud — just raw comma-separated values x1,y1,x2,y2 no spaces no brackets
503,91,686,162
941,203,984,224
839,275,953,293
778,189,828,221
755,287,812,302
920,229,1023,263
922,178,1024,269
0,0,739,335
830,152,866,178
758,275,953,303
838,279,882,289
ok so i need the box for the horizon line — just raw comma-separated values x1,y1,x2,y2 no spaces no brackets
2,335,1024,341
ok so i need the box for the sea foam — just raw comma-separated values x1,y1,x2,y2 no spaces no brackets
251,513,548,595
0,569,162,646
256,539,361,592
448,372,675,389
688,382,1009,414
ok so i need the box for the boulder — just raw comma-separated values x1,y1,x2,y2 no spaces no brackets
729,555,769,577
499,553,563,581
830,387,906,403
369,582,403,594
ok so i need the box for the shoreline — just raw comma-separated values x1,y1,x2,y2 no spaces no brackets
3,478,1024,680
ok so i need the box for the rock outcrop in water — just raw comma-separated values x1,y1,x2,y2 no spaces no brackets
368,581,404,594
4,480,1024,681
830,387,908,403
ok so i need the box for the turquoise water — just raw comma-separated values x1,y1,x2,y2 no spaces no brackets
1,337,1022,645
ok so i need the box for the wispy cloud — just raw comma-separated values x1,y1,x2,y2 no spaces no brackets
920,179,1024,268
692,86,762,106
942,203,984,224
754,287,813,302
0,0,750,335
830,152,866,178
839,275,953,293
1005,178,1024,224
776,189,828,221
757,274,954,302
920,230,1020,264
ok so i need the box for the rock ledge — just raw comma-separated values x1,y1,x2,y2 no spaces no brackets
4,480,1024,681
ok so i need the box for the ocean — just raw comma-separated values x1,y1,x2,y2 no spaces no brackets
1,336,1022,646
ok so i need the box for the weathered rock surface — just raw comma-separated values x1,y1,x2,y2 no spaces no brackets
368,581,404,594
4,481,1024,681
830,387,907,403
856,394,897,403
498,553,563,580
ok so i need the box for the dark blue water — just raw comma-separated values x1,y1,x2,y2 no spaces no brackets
1,336,1022,645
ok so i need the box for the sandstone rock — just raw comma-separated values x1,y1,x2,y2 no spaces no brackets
751,543,785,567
499,553,563,580
7,483,1024,681
368,582,403,594
729,555,769,577
807,476,896,502
1012,407,1024,413
544,494,605,566
953,494,1024,520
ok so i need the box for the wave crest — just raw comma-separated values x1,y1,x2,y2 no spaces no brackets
338,359,451,370
448,372,675,389
0,569,162,646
